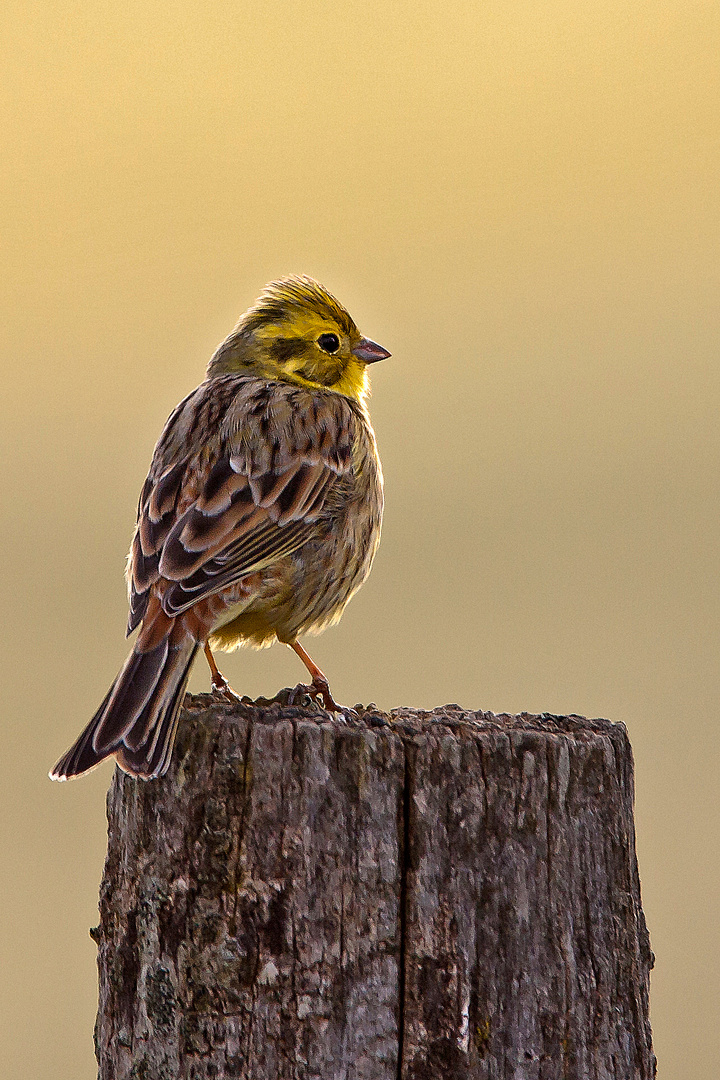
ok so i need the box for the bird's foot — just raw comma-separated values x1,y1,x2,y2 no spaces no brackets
311,680,359,722
283,682,352,721
284,683,319,709
309,674,342,712
210,672,243,704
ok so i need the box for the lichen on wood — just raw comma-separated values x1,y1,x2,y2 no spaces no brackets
93,695,655,1079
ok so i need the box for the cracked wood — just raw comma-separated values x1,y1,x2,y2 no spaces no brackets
93,697,655,1079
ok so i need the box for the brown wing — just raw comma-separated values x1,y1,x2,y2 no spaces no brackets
126,377,355,632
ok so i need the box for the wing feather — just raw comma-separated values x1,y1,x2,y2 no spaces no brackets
126,377,356,630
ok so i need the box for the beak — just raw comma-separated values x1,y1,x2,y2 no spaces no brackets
351,336,391,364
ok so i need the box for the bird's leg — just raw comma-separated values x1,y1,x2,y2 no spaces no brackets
288,641,342,712
204,642,241,701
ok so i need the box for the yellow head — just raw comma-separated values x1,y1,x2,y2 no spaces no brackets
207,276,390,401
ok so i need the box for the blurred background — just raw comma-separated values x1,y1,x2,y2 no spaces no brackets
1,1,717,1075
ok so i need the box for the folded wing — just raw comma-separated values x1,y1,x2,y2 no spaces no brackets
126,378,356,630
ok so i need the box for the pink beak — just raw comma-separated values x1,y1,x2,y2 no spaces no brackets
352,337,391,363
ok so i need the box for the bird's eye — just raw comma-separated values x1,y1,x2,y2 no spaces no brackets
317,333,340,354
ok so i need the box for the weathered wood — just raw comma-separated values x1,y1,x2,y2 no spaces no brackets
93,696,655,1079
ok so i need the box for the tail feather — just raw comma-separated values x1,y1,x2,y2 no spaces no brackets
49,683,117,780
92,638,170,755
123,639,187,752
115,643,198,778
50,633,199,782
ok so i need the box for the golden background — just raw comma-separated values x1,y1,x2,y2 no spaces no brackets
2,2,717,1075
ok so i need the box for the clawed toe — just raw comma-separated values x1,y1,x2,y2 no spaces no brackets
283,683,350,719
210,678,242,703
308,676,342,713
286,683,317,708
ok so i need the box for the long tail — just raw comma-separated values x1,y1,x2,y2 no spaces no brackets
50,623,199,781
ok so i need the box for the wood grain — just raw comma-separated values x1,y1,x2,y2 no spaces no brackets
93,696,655,1079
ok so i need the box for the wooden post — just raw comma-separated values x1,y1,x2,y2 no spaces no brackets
92,696,655,1079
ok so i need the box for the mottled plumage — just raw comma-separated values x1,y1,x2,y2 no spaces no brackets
51,277,388,780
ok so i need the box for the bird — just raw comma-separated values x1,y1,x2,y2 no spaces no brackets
50,276,389,781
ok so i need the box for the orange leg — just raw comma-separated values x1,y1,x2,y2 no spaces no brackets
204,642,241,699
288,641,342,711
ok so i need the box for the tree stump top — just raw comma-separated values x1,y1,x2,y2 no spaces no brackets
183,692,626,739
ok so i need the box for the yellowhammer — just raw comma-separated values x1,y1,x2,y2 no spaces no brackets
50,276,389,780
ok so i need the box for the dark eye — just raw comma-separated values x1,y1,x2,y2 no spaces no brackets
317,332,340,354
